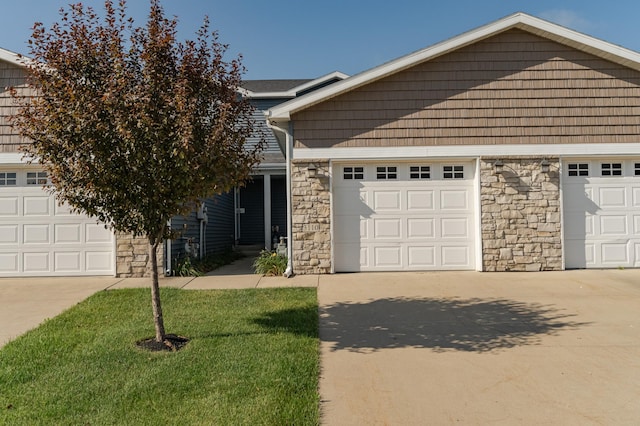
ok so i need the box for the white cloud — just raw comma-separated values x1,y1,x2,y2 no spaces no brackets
538,9,595,32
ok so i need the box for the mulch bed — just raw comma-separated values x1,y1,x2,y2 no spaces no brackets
136,334,189,352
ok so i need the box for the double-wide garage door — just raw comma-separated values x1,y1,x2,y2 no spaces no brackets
0,169,114,276
564,159,640,269
333,162,476,272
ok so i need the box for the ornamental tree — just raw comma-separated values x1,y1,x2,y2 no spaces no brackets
11,0,263,346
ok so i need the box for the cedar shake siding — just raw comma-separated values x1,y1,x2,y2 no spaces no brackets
0,61,29,152
292,29,640,148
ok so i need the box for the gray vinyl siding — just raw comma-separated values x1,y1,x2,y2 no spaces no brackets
203,191,235,253
169,210,200,262
247,98,286,163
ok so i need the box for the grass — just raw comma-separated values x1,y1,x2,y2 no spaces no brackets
0,287,319,425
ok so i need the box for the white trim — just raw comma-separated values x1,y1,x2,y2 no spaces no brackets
292,144,640,161
263,174,271,250
268,12,640,121
242,71,349,99
0,47,27,68
0,153,35,165
558,159,566,271
473,158,483,271
329,159,335,274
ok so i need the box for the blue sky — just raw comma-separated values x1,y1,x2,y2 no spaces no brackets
1,1,638,80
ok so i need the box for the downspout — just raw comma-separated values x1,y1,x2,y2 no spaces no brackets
266,119,294,278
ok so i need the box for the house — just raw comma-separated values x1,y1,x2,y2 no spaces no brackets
267,12,640,274
164,73,347,274
0,49,345,277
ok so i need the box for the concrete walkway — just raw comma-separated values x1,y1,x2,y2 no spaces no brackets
2,268,640,424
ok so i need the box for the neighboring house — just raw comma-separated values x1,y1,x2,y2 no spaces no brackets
165,73,347,274
267,12,640,274
0,50,345,277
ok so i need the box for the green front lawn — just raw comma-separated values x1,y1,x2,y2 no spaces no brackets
0,288,319,425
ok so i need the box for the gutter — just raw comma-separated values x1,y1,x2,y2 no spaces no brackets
266,119,294,278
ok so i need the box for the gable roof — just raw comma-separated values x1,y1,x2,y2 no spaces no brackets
267,12,640,122
0,47,26,68
240,71,348,99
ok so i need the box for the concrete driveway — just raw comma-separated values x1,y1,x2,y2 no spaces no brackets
318,269,640,425
2,268,640,424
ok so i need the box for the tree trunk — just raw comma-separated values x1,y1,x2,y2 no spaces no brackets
149,239,166,342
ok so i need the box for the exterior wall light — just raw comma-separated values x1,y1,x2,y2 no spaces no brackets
307,163,317,178
541,159,550,173
494,160,504,174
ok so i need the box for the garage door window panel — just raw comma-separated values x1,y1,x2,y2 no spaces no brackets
343,166,364,180
0,172,17,186
601,163,622,177
443,165,464,179
376,166,397,180
567,163,589,177
410,166,430,179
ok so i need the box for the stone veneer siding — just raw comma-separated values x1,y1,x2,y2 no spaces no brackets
291,160,331,274
481,158,562,271
116,232,164,277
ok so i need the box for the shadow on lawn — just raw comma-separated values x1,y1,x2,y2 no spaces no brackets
321,297,589,353
253,305,319,338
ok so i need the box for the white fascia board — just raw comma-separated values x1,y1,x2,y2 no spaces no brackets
292,143,640,161
243,71,350,100
0,47,28,68
268,12,640,120
0,153,35,164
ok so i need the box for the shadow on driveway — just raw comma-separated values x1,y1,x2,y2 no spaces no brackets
320,297,589,353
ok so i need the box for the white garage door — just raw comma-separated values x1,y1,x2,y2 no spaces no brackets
333,162,476,272
563,159,640,268
0,170,114,276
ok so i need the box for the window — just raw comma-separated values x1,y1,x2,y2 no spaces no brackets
343,166,364,180
26,171,48,185
443,165,464,179
568,163,589,177
635,163,640,176
376,166,397,180
410,166,430,179
601,163,622,177
0,172,17,186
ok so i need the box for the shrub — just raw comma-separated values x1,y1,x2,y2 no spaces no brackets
253,250,288,276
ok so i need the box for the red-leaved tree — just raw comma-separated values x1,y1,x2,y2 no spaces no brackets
11,0,263,346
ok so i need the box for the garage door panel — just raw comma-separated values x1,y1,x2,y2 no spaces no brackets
55,223,81,243
23,252,50,272
407,218,434,239
0,197,18,216
85,251,113,272
54,202,75,216
0,253,18,272
600,242,629,264
408,246,435,267
440,190,468,210
55,251,81,272
373,218,401,239
374,246,402,267
407,190,434,210
598,187,626,208
86,224,112,243
23,224,50,244
373,190,401,211
441,246,470,267
23,196,50,216
0,225,18,244
599,216,627,235
634,216,640,235
441,217,469,238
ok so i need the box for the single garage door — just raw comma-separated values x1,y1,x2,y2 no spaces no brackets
0,169,114,276
564,159,640,268
333,162,476,272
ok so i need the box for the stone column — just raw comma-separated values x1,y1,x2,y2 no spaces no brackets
291,160,331,274
480,158,562,271
115,232,165,277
